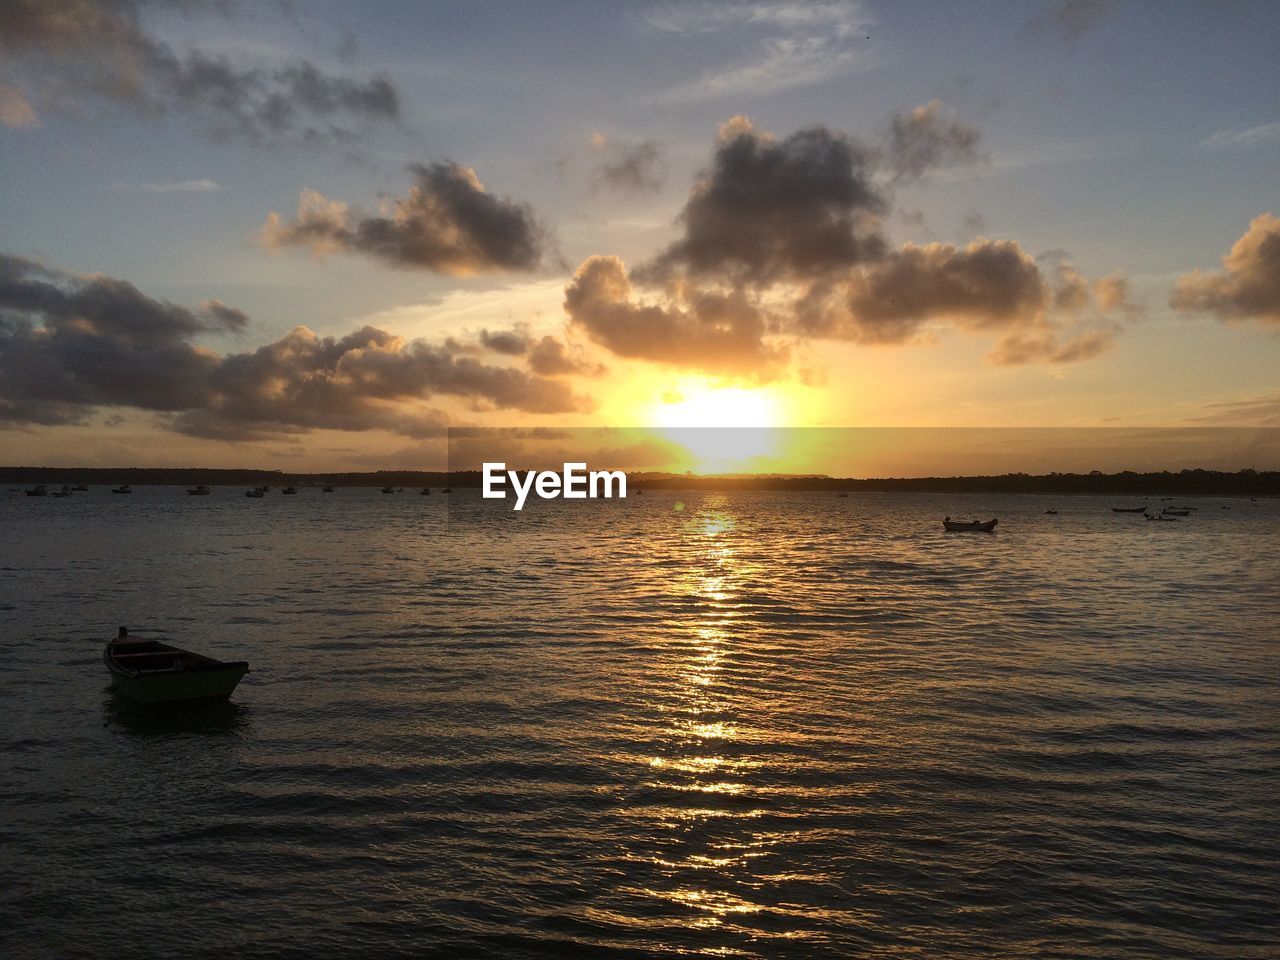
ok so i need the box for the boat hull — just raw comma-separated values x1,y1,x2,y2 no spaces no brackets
104,639,248,704
943,519,998,532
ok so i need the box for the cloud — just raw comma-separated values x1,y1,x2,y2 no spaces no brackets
111,179,221,193
1198,120,1280,151
1032,0,1117,43
1186,393,1280,426
793,239,1049,343
885,100,986,182
591,134,668,194
0,254,591,437
261,163,555,275
1170,213,1280,326
527,336,605,377
561,117,1130,377
639,118,886,285
0,0,399,145
0,83,37,127
564,255,788,380
479,327,529,355
647,1,876,103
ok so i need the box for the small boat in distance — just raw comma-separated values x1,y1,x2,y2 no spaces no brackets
1163,508,1191,516
187,485,211,495
25,484,47,497
322,485,334,493
1111,505,1146,513
943,517,998,532
73,484,89,492
112,484,132,494
104,627,249,704
442,487,452,494
382,486,395,494
51,489,72,498
1145,513,1178,522
1045,509,1058,515
420,487,431,495
281,486,298,495
245,489,264,498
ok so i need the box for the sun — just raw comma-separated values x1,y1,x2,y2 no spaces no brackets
646,380,790,474
651,383,781,429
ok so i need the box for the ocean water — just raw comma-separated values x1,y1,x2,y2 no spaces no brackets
1,486,1277,959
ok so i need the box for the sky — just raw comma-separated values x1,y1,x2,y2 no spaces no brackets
1,0,1278,474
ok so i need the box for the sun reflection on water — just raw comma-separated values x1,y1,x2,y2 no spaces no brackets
634,497,786,938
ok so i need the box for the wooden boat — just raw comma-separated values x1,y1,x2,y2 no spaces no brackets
943,517,998,532
104,627,248,704
281,486,298,495
420,487,431,495
112,485,132,494
441,487,452,494
245,488,264,498
322,485,334,492
25,484,47,496
1045,509,1058,515
382,485,395,494
1111,505,1146,513
1162,508,1191,516
187,485,211,495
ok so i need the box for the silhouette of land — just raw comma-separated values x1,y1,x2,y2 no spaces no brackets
2,467,1276,496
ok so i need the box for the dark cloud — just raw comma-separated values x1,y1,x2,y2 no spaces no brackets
0,255,591,437
591,134,668,194
638,117,887,285
1170,213,1280,327
792,240,1049,344
560,116,1128,378
885,100,986,183
0,0,399,143
261,163,555,275
527,336,605,377
564,255,788,380
479,328,530,356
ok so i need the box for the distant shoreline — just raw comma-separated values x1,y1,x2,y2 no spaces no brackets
3,467,1276,497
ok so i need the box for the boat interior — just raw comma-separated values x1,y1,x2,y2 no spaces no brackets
110,640,224,673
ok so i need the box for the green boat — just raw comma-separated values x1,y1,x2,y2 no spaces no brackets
104,627,249,704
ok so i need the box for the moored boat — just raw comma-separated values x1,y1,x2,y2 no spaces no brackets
281,486,298,495
187,485,211,495
1111,505,1146,513
943,517,998,532
420,487,431,495
1162,508,1191,516
245,488,264,497
322,485,334,492
112,485,132,494
104,627,249,704
382,486,395,493
25,484,48,496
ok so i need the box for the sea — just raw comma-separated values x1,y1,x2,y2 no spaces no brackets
2,486,1277,959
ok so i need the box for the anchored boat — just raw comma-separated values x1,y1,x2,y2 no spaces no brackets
104,627,249,704
943,517,998,532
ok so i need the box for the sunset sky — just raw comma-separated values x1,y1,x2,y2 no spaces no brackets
2,0,1278,473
